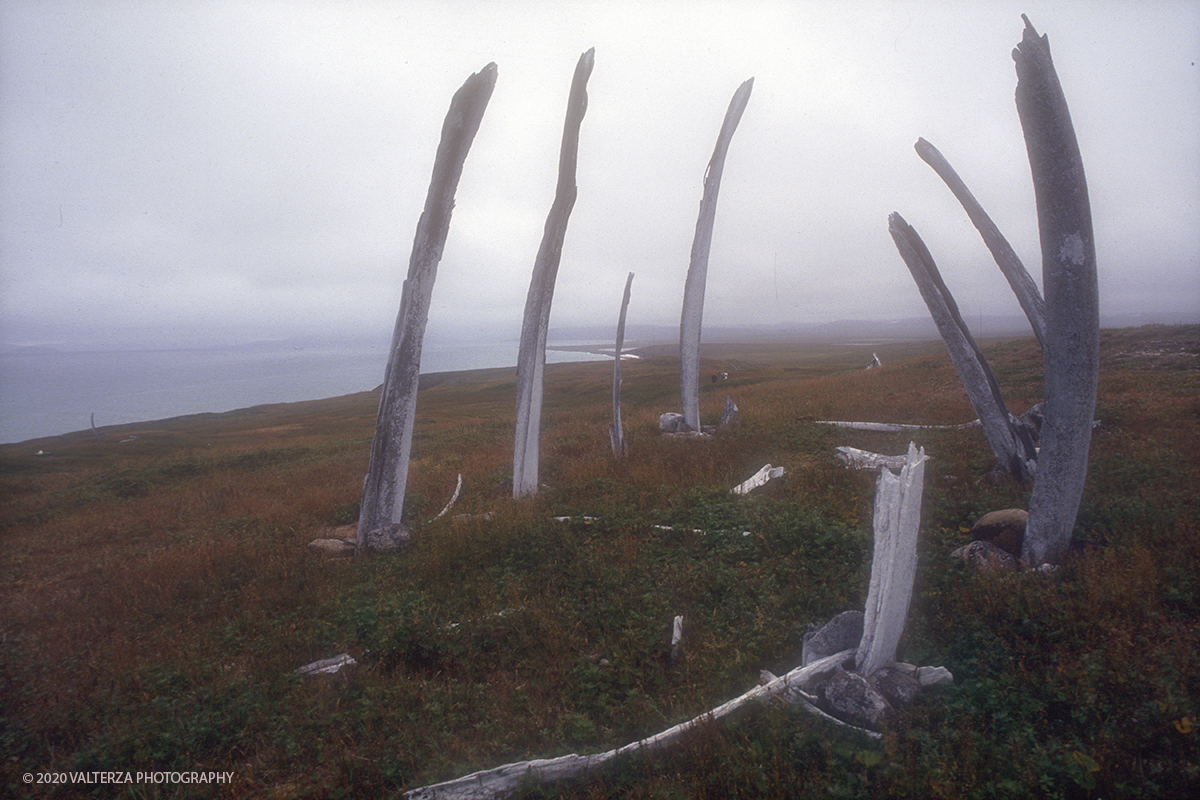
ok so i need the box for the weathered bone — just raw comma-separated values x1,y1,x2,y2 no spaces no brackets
513,49,595,498
889,213,1037,483
731,464,784,495
610,271,634,457
407,444,939,795
719,395,738,428
835,446,916,471
358,64,497,553
428,474,463,523
856,443,927,677
295,653,357,676
820,420,980,433
759,669,882,740
403,648,854,800
679,78,753,433
915,137,1047,349
1014,16,1098,566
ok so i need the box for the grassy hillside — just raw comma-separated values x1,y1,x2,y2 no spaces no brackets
2,326,1197,798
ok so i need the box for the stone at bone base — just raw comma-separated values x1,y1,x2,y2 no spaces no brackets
872,664,922,706
823,668,893,730
915,665,954,687
802,611,864,667
952,539,1025,573
970,508,1028,558
659,412,688,433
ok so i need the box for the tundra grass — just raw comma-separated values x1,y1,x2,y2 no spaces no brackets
1,326,1197,798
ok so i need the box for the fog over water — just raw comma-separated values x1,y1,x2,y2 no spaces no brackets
2,2,1197,442
0,335,615,444
2,1,1197,358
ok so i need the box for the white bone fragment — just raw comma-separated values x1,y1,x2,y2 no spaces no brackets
296,654,357,676
856,443,928,677
404,648,853,799
731,464,785,494
428,474,463,522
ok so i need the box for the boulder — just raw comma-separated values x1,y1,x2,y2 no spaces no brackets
659,412,688,433
952,539,1024,573
802,611,864,667
823,668,892,729
308,523,359,558
970,508,1027,557
915,665,954,687
872,664,921,706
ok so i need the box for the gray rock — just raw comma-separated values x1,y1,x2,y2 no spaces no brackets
824,668,892,730
872,665,922,706
659,412,689,433
364,522,412,552
951,539,1023,573
802,611,864,667
915,665,954,687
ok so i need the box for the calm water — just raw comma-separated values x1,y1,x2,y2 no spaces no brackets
0,339,607,444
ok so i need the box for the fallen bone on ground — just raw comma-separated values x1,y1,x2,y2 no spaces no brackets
295,653,357,676
403,443,950,798
403,649,856,800
731,463,785,495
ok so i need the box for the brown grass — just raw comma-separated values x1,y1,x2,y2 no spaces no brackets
1,324,1197,798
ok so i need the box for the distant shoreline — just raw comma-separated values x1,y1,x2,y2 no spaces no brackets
9,324,1191,445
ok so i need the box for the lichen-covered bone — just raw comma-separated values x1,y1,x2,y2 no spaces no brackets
1013,16,1098,566
513,48,595,498
914,137,1047,349
889,214,1037,483
358,63,497,553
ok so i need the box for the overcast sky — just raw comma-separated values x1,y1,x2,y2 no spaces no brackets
2,0,1197,351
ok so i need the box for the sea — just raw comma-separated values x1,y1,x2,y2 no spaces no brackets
0,338,610,444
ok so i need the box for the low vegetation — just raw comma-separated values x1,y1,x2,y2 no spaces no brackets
2,325,1197,798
